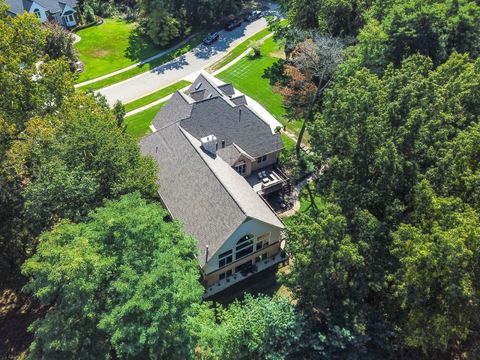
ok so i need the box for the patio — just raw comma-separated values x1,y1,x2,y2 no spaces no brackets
245,165,289,196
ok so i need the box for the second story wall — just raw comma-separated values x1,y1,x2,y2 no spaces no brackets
251,150,280,172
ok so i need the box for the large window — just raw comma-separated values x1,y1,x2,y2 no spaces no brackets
33,9,41,18
235,162,246,175
218,249,233,268
235,234,254,259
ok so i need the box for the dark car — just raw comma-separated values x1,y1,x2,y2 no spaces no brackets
203,32,219,45
244,10,262,22
225,18,242,31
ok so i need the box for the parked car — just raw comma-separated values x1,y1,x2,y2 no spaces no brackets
244,10,262,22
203,32,219,45
225,18,242,30
70,60,84,74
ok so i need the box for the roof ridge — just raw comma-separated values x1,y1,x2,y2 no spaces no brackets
179,126,249,218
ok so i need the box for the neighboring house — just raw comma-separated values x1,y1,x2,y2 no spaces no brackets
140,72,289,296
5,0,78,27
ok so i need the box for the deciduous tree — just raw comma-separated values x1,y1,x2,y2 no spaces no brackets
23,193,203,359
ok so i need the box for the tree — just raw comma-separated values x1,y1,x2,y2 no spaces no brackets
357,0,480,69
0,9,75,269
275,33,345,156
1,90,158,269
44,21,78,62
195,295,304,360
391,181,480,357
283,204,388,358
280,0,372,36
112,100,126,130
22,193,203,359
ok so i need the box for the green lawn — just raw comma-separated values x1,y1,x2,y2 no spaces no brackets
209,19,287,72
124,102,165,139
124,80,191,113
217,37,304,137
209,28,271,72
75,18,161,83
281,133,296,151
78,32,207,91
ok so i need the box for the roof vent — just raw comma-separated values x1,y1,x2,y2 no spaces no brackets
201,134,217,157
195,82,202,90
207,93,213,99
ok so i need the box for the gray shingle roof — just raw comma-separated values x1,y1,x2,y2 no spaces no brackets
181,97,283,158
154,76,283,159
140,124,284,267
217,144,241,165
186,73,223,100
5,0,30,14
152,91,193,130
5,0,76,14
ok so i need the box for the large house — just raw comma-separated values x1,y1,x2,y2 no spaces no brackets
5,0,78,27
140,72,289,296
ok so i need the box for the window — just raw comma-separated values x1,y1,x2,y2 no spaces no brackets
219,273,226,281
235,162,246,175
33,9,41,18
67,14,74,22
226,269,232,277
257,155,267,164
218,249,232,268
235,234,254,259
221,140,225,148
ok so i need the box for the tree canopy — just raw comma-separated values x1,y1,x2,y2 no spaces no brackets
22,193,203,359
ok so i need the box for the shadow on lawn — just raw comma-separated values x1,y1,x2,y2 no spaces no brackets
124,27,161,63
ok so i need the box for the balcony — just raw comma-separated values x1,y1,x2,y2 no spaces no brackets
203,251,288,299
245,165,289,196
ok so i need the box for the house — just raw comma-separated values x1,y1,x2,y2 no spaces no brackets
140,72,289,296
5,0,78,27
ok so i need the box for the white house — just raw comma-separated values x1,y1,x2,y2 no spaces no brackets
5,0,78,28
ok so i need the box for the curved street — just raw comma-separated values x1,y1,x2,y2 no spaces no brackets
99,4,279,105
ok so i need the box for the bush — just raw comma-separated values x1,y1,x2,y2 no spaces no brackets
250,40,263,57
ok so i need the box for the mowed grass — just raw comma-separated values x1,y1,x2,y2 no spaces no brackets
124,80,191,113
209,28,271,72
78,32,207,92
217,37,304,137
124,102,165,139
209,19,287,72
75,19,161,83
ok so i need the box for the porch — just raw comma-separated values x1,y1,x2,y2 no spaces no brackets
203,251,288,299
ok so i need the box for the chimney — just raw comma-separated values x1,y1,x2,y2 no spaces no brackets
201,134,217,156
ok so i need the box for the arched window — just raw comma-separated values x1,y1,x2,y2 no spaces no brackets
33,9,41,18
235,234,254,259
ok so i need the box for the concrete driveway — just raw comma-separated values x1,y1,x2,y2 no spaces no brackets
99,4,280,105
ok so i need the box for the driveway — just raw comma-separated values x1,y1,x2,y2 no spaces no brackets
99,4,280,105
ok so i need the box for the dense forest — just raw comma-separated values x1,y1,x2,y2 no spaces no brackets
1,0,480,358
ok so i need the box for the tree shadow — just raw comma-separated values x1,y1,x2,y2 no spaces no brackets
124,27,161,63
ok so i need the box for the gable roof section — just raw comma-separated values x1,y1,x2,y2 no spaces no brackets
151,91,193,130
186,73,223,100
181,96,283,158
140,124,283,267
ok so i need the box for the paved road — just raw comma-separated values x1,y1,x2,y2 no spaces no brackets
99,4,279,105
